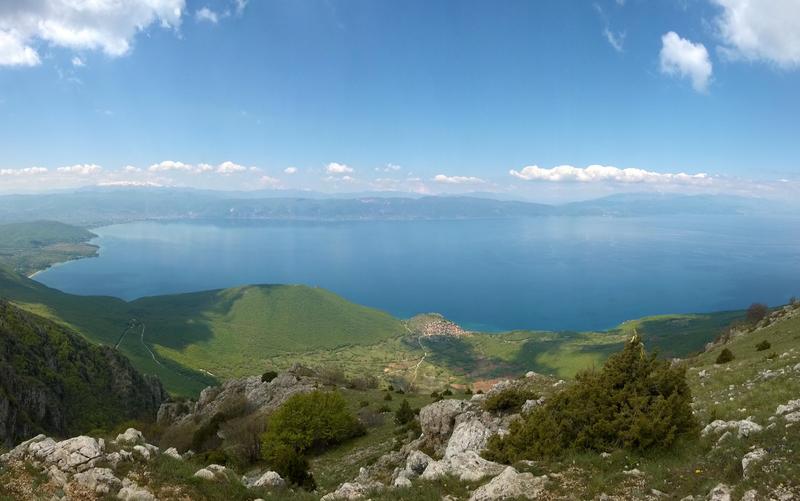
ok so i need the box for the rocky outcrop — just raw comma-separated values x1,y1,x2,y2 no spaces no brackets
0,428,162,499
701,419,762,439
158,363,318,428
421,450,506,482
0,300,165,447
468,466,548,501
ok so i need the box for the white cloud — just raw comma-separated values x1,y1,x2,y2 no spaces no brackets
711,0,800,68
98,180,163,187
326,162,354,174
433,174,486,185
0,30,40,66
284,166,298,174
149,160,192,172
56,164,102,175
660,32,713,92
71,56,84,67
216,161,247,174
604,27,625,52
195,7,219,24
0,167,48,176
196,163,214,173
259,175,280,187
509,164,711,185
0,0,184,67
122,165,141,173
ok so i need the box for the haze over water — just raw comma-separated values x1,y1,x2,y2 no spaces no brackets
36,215,800,332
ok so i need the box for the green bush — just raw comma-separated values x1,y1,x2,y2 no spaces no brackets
394,399,415,426
441,389,453,396
755,340,771,351
377,404,391,413
485,336,697,462
261,371,278,383
261,391,364,456
264,442,316,490
464,387,473,395
482,387,539,413
384,392,393,401
715,348,734,364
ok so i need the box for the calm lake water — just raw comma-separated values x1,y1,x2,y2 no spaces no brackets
35,216,800,332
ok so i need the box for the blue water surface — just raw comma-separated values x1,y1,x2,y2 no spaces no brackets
35,215,800,332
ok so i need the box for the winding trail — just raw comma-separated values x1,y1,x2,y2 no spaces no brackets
139,323,162,366
115,318,162,367
405,323,428,389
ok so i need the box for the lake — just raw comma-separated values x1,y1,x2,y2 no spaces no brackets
34,216,800,332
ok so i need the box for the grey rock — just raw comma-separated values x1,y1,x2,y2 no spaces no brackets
708,483,732,501
421,451,505,482
72,467,121,495
742,448,767,478
468,466,547,501
115,428,144,446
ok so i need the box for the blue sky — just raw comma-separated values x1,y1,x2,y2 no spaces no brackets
0,0,798,200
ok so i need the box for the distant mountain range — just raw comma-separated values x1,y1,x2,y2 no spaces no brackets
0,188,788,225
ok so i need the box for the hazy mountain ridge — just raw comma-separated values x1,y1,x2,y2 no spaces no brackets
0,189,784,225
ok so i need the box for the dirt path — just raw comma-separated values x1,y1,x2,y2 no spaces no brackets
405,323,428,389
139,323,162,366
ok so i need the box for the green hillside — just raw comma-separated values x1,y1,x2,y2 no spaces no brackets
0,300,165,446
130,284,408,380
0,221,98,276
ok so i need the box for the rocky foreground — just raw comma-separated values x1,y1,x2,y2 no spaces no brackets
1,303,799,500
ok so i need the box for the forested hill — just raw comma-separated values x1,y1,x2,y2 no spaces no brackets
0,300,166,446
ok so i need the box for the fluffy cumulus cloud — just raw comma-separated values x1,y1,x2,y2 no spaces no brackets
326,162,354,174
216,161,247,174
148,160,252,174
660,32,713,92
510,164,711,185
149,160,192,172
711,0,800,68
433,174,486,185
56,164,102,175
284,166,298,174
0,166,48,176
0,0,184,66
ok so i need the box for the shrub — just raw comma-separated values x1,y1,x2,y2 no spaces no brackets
747,303,768,324
219,412,267,466
485,336,697,462
261,370,278,383
476,389,484,395
441,389,453,396
357,407,385,428
358,400,370,408
387,384,394,391
482,387,539,413
716,348,735,364
430,391,440,398
265,442,316,490
261,391,365,456
377,404,391,413
394,399,415,426
348,374,378,390
755,340,771,352
395,389,405,394
464,387,473,395
384,392,393,401
318,365,348,387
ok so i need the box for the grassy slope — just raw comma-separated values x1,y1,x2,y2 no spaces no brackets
0,266,407,396
132,284,407,380
0,221,98,276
